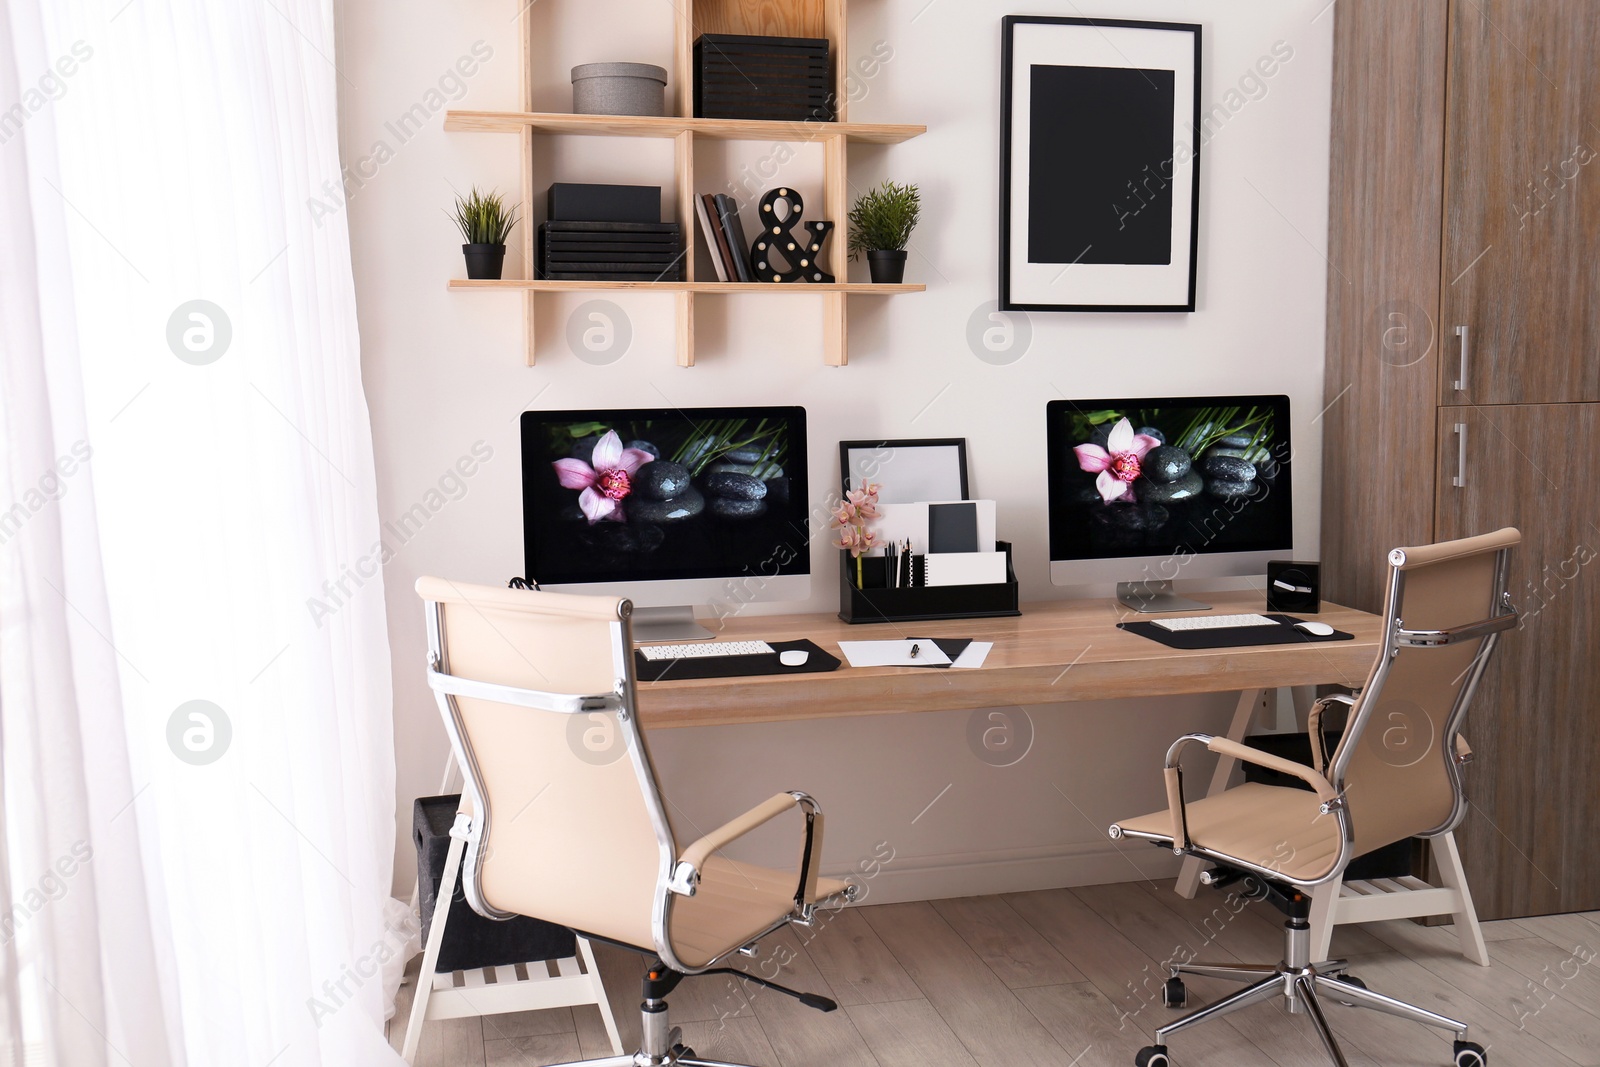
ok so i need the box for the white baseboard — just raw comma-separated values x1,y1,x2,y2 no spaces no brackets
839,841,1183,906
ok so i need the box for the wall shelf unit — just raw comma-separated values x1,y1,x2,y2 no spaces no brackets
449,280,924,294
447,0,925,368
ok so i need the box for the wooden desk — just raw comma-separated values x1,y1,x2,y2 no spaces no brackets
635,590,1382,729
635,590,1382,899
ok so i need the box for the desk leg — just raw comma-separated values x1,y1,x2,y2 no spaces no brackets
1175,688,1265,899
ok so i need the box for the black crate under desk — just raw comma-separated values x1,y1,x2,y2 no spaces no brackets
839,541,1020,624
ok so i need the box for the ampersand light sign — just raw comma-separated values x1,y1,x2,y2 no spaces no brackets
751,188,835,284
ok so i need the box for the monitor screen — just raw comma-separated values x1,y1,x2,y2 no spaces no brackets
521,406,809,587
1045,395,1293,564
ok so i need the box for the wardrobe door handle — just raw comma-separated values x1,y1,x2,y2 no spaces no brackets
1453,325,1470,392
1452,423,1468,488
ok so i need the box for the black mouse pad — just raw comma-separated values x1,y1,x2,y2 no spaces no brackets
1117,614,1355,650
633,638,841,682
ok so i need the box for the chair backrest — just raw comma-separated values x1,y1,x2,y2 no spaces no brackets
415,577,672,954
1329,528,1520,858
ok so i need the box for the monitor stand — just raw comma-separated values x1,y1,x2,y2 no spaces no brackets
1117,581,1211,614
631,606,714,643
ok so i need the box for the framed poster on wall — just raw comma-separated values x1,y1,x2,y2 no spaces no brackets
1000,16,1202,313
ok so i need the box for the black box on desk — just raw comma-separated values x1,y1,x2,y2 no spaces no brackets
546,183,661,224
839,541,1020,624
413,795,575,973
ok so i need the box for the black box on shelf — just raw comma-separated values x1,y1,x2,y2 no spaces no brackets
694,34,834,122
838,541,1021,624
537,222,685,281
546,183,662,224
413,795,575,973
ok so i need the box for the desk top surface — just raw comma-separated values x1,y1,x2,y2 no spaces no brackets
634,590,1382,728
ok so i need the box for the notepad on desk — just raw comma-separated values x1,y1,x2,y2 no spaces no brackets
836,638,994,669
923,552,1009,587
837,640,952,668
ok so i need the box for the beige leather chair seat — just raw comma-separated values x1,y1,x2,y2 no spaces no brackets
1115,782,1342,884
670,857,848,969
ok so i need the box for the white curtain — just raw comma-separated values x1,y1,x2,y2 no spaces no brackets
1,2,408,1065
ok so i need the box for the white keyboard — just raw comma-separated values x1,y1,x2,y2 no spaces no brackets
1152,613,1277,633
638,640,775,661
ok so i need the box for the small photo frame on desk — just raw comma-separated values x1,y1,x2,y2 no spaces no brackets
839,438,969,503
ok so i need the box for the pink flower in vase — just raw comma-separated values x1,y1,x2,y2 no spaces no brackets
551,430,654,523
1074,418,1161,503
845,483,881,520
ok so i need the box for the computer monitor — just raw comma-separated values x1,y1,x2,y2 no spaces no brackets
1045,394,1294,612
521,406,810,640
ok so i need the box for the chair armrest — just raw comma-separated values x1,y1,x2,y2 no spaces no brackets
1204,737,1341,805
669,792,823,903
1308,692,1356,775
1158,734,1342,855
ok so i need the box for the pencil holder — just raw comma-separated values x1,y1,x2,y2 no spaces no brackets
838,541,1021,624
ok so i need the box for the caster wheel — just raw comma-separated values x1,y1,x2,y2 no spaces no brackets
671,1044,696,1062
1453,1039,1488,1067
1135,1045,1171,1067
1333,974,1366,1007
1162,976,1187,1009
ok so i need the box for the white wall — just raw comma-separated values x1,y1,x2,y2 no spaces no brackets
333,0,1334,898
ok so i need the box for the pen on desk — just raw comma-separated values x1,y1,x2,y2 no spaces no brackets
909,642,920,659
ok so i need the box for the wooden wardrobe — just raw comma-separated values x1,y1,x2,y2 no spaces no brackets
1323,0,1600,920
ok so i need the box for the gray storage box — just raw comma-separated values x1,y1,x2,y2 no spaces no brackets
572,62,667,117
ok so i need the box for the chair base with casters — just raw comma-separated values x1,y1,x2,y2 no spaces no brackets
1134,868,1487,1067
543,948,848,1067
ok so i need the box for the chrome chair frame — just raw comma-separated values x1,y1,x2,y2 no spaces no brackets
421,592,855,1067
1114,538,1518,1067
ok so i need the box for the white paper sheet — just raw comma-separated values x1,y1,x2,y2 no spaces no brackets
837,640,953,668
950,641,994,669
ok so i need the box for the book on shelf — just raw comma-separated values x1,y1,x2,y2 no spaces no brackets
694,194,729,282
712,194,755,282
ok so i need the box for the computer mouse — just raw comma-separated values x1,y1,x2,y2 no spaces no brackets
1294,621,1336,637
779,649,810,667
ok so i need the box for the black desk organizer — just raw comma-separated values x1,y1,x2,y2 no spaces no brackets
839,540,1020,624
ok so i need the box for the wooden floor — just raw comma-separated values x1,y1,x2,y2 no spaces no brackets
388,881,1600,1066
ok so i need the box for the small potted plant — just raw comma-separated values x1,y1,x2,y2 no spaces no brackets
451,187,518,280
848,180,920,284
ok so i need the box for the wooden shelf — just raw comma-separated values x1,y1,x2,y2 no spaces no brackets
451,0,925,367
444,110,925,145
449,280,924,294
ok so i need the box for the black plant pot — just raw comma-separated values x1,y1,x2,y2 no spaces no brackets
866,249,908,284
462,243,507,280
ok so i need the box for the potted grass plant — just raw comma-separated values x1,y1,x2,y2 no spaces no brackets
451,187,518,280
848,180,921,284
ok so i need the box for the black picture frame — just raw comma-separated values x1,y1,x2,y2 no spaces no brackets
1000,16,1202,313
838,439,969,503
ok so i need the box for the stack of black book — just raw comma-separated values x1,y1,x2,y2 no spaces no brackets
537,183,685,282
694,34,833,122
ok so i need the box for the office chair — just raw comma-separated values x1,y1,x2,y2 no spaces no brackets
415,577,856,1067
1108,528,1520,1067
